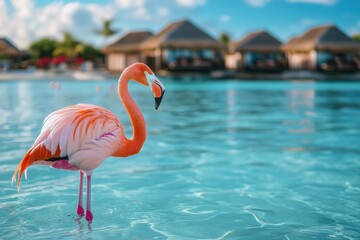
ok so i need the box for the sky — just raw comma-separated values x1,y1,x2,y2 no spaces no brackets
0,0,359,49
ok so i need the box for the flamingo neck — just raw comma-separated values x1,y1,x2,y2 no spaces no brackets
115,75,146,157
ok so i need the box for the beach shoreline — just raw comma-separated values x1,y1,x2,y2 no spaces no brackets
1,69,360,81
0,69,109,81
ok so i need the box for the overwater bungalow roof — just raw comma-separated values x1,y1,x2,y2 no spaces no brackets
140,19,223,50
0,38,21,56
282,25,360,52
229,30,282,53
102,31,153,53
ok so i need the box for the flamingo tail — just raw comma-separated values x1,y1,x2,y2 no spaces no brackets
12,151,32,191
12,143,61,191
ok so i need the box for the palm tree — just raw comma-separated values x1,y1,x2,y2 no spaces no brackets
53,32,84,65
219,32,230,45
95,19,118,45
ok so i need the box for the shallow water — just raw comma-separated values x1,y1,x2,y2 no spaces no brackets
0,78,360,239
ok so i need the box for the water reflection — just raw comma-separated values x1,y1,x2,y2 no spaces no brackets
283,81,316,152
17,82,34,121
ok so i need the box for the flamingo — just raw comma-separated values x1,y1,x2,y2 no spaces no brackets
12,62,165,223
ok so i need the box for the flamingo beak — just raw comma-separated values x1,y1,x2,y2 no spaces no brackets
155,89,165,110
145,71,165,110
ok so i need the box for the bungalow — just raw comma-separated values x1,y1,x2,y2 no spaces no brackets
226,30,286,72
102,31,153,72
140,19,225,72
282,25,360,72
0,37,21,70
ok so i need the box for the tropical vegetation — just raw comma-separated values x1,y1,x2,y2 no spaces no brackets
29,32,103,69
94,19,118,40
353,34,360,42
219,32,230,45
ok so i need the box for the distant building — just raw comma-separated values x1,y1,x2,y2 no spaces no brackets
282,25,360,72
102,31,153,72
226,30,286,72
0,38,21,57
0,37,22,70
140,19,225,72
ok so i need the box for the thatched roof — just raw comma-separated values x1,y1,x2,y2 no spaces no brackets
229,30,282,53
282,25,360,52
140,19,223,50
102,31,153,53
0,38,21,56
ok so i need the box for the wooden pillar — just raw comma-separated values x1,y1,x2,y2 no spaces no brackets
155,48,162,70
140,52,146,64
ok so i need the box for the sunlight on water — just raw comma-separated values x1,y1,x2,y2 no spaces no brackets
0,79,360,239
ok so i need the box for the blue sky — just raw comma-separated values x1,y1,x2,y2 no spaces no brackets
0,0,359,49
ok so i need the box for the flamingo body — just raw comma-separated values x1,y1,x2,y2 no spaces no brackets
16,104,123,175
12,63,165,223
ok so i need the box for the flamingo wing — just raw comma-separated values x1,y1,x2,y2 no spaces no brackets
13,104,124,188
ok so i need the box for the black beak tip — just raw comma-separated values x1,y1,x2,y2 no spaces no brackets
154,90,165,110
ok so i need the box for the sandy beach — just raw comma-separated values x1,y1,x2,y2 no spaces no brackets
0,69,109,81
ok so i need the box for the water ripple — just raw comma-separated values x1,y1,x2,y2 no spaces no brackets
1,80,360,239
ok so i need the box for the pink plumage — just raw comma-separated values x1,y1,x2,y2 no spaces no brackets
12,63,165,223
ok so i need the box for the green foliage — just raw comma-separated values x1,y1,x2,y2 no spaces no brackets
28,32,103,65
29,38,58,60
352,34,360,42
78,44,103,60
219,32,230,45
94,19,118,38
53,32,84,60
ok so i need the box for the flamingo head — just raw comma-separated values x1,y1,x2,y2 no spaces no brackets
125,62,165,110
144,70,165,110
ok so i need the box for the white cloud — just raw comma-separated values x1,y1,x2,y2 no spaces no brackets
0,0,179,49
220,15,230,22
286,0,337,5
87,4,117,22
0,0,115,49
157,7,170,17
176,0,206,8
244,0,337,7
114,0,153,21
0,0,36,49
115,0,145,9
134,7,150,20
244,0,272,7
11,0,34,19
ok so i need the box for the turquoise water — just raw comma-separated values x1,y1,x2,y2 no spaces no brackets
0,78,360,239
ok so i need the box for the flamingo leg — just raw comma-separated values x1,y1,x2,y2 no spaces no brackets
77,171,84,216
85,174,93,222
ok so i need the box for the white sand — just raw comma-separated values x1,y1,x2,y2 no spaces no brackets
0,70,111,81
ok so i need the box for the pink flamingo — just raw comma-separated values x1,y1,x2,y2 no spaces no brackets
12,63,165,223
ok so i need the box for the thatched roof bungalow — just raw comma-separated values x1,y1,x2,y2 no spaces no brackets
0,37,23,70
140,19,224,72
0,38,21,57
282,25,360,71
102,31,153,72
226,30,286,72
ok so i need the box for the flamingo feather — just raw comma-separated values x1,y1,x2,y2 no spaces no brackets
12,63,165,223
